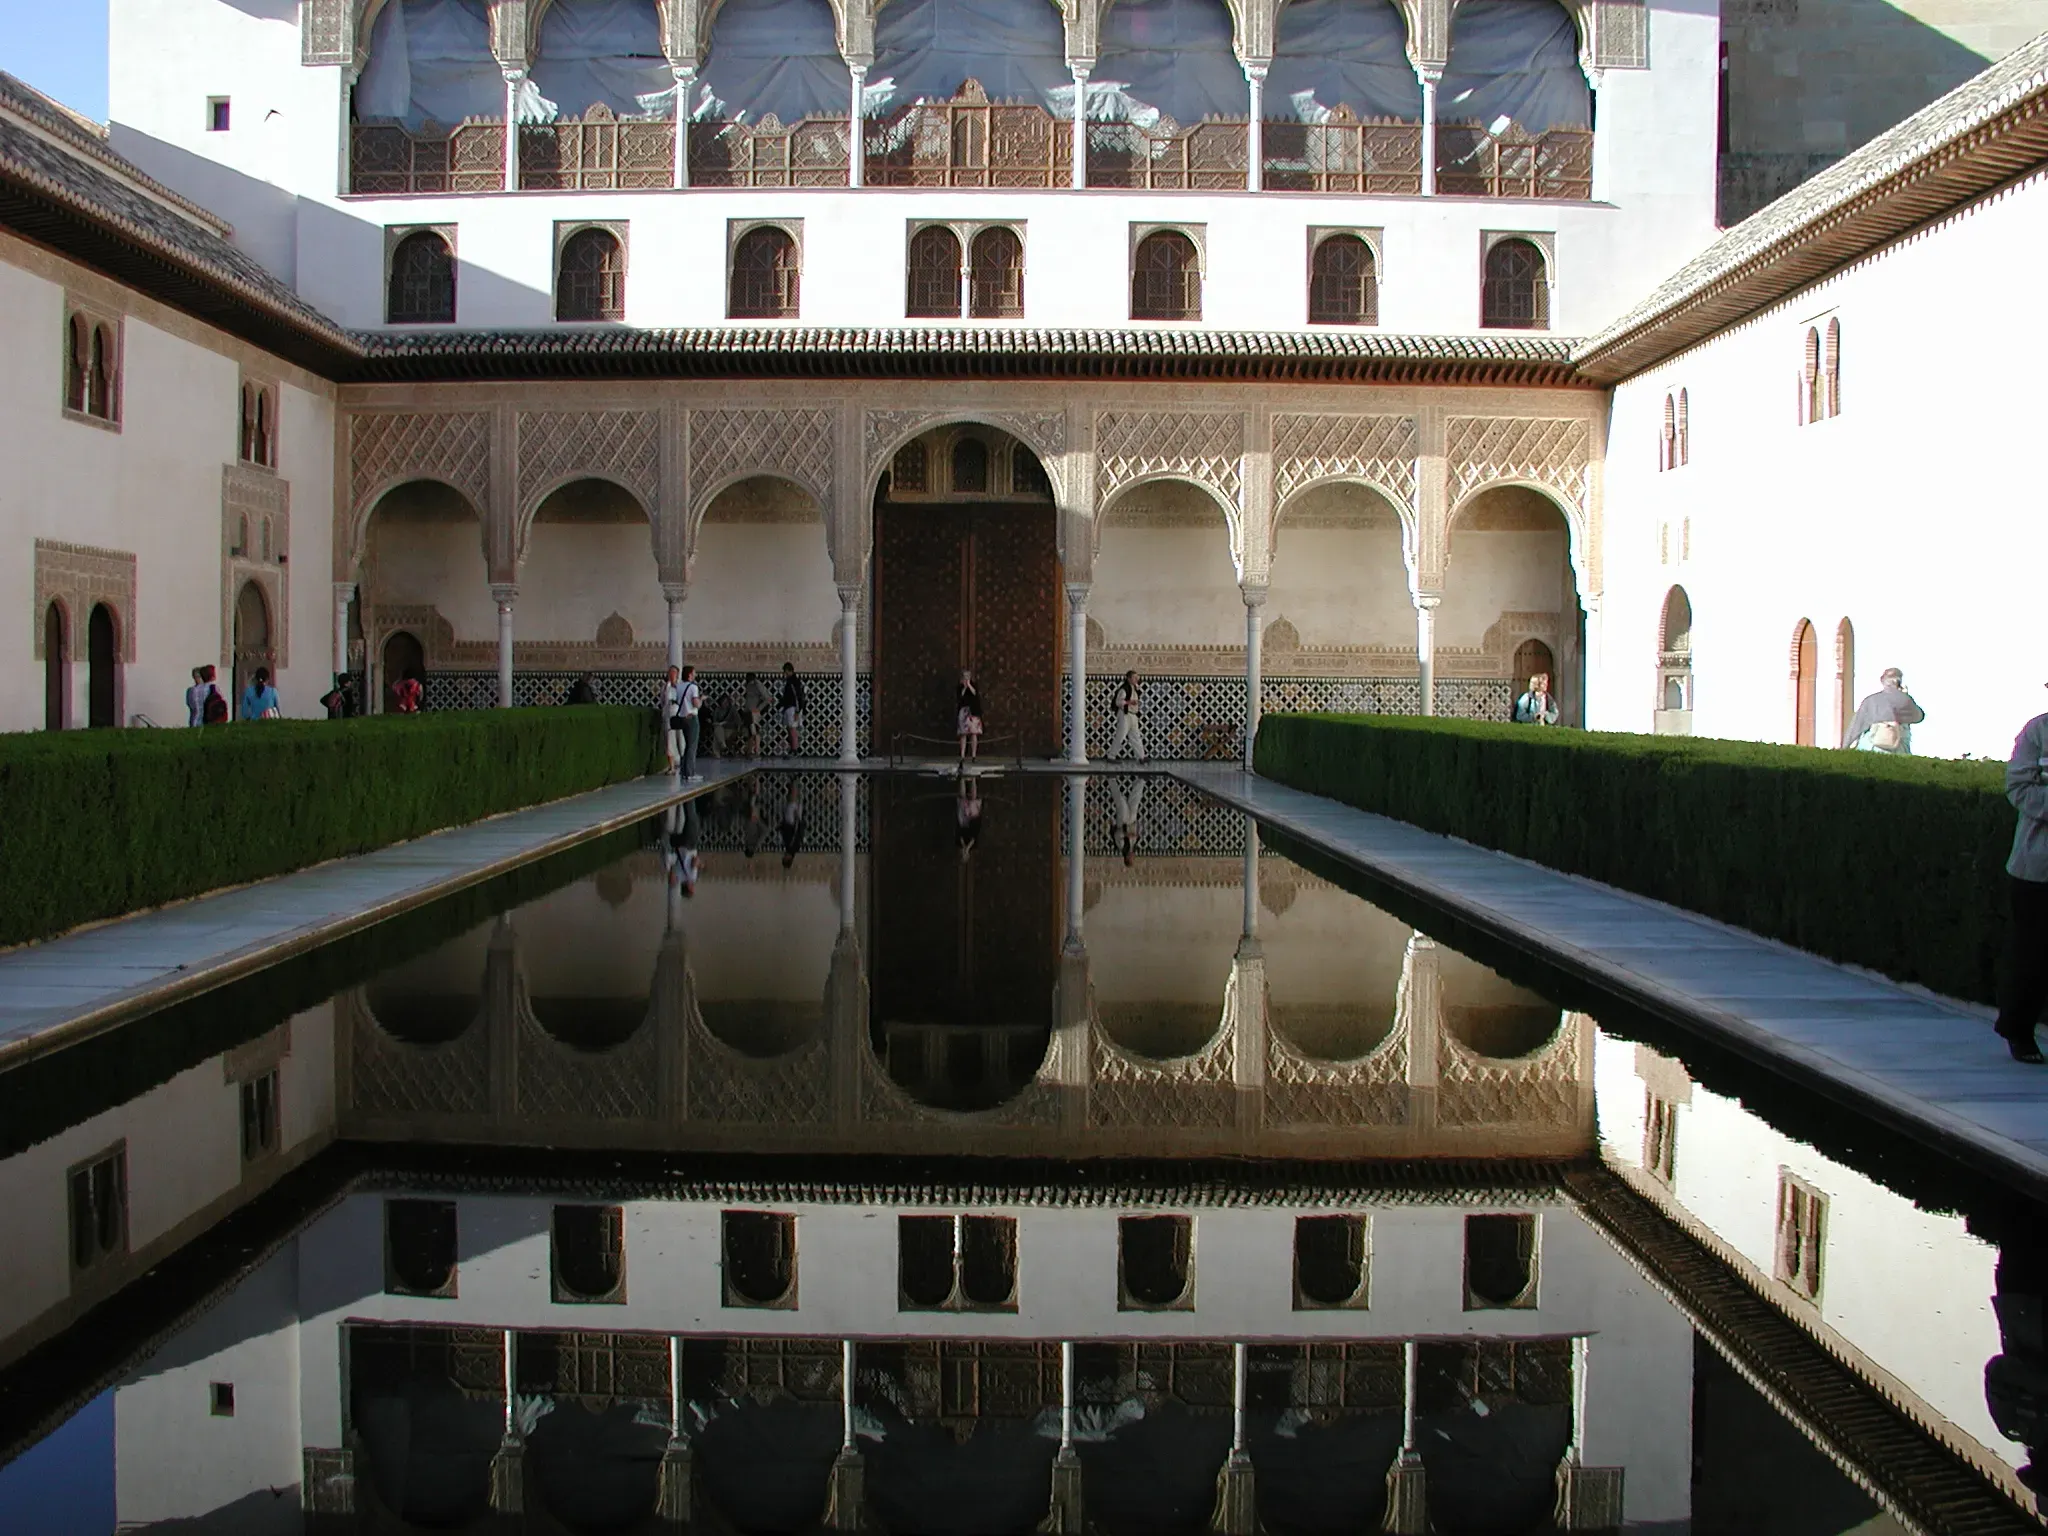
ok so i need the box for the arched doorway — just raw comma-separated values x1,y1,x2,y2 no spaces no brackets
1835,618,1856,747
1656,586,1693,734
43,602,67,730
361,478,487,713
87,604,118,729
233,581,271,709
1512,638,1555,692
872,425,1061,758
1444,486,1582,723
382,630,426,712
1792,619,1818,746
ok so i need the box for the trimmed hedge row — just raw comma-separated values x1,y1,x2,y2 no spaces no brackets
0,708,662,948
1254,714,2015,1005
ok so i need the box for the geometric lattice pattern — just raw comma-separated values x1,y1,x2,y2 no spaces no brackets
1076,772,1251,856
688,408,834,522
1095,409,1243,508
692,767,869,853
1272,412,1418,510
350,410,492,522
516,409,660,519
1446,416,1591,515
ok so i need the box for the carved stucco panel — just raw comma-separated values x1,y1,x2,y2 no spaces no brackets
349,410,494,538
863,409,1071,490
515,408,661,520
1272,413,1419,512
1446,415,1592,519
1095,409,1244,511
34,539,138,661
687,407,835,525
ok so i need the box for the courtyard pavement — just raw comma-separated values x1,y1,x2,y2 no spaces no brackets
1175,763,2048,1201
0,763,756,1069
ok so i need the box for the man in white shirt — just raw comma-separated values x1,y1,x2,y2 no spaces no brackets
676,664,703,782
1109,670,1148,762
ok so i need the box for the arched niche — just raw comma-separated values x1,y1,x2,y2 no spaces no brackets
520,477,664,659
363,478,494,653
1442,484,1580,722
1259,872,1408,1061
1436,948,1561,1061
364,919,496,1045
1267,481,1412,676
689,475,838,651
1092,478,1243,669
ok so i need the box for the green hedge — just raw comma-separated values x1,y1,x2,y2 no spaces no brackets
1254,714,2014,1005
0,707,662,947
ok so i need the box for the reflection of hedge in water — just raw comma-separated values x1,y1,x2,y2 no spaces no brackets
0,821,646,1159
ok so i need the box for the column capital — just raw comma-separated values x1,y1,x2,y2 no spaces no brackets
501,64,526,83
1068,59,1095,79
491,583,518,608
332,580,358,599
1064,582,1092,608
1241,58,1271,82
1240,584,1269,609
1411,590,1442,612
661,581,689,604
836,582,863,610
1414,63,1443,84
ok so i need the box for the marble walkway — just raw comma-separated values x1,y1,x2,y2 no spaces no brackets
1174,763,2048,1201
0,763,756,1070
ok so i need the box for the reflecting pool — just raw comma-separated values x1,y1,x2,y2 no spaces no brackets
0,772,2040,1534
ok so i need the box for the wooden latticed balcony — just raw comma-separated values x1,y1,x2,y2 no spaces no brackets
519,105,675,190
1263,110,1423,195
688,115,852,187
864,81,1074,189
1088,117,1248,190
349,120,507,194
1435,124,1594,200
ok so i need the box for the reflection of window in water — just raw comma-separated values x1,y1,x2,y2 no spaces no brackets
898,1214,1018,1311
1119,1214,1194,1310
552,1204,626,1303
1463,1213,1538,1309
385,1198,458,1297
1294,1214,1370,1309
1775,1172,1827,1302
723,1209,798,1307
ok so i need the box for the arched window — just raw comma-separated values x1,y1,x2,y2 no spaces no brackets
891,439,929,494
239,384,257,463
906,225,962,318
43,602,66,731
951,436,989,494
1835,617,1856,748
556,227,626,322
969,226,1025,319
1823,318,1840,418
1659,394,1675,472
1308,234,1377,325
1131,230,1200,321
384,1199,457,1297
1676,388,1690,465
65,315,89,412
729,226,800,319
1801,325,1822,423
1657,585,1693,731
1791,618,1818,746
1294,1215,1369,1309
88,325,115,419
387,231,456,325
722,1210,797,1307
255,389,274,467
1481,239,1547,330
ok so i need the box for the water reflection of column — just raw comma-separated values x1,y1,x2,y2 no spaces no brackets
1385,1338,1426,1532
1048,1339,1083,1531
658,1333,692,1522
839,773,859,929
1216,1341,1255,1531
824,1339,863,1528
655,859,691,1125
1065,777,1087,953
829,773,866,1130
1398,931,1440,1136
490,1327,523,1512
1554,1334,1625,1528
1057,777,1091,1130
1231,825,1266,1132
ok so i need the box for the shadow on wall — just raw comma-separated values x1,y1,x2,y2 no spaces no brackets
102,127,557,327
1720,0,2000,224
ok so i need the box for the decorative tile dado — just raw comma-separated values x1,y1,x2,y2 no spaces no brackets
34,539,136,661
863,409,1069,481
350,411,492,519
688,408,834,522
1095,410,1244,508
516,409,660,518
1446,416,1591,514
1273,413,1418,511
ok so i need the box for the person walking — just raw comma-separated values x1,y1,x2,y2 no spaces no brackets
392,671,423,714
956,669,984,763
1108,670,1149,762
1994,689,2048,1063
320,673,357,719
185,665,214,726
676,664,703,782
660,665,684,775
1513,672,1561,726
239,666,281,721
744,673,775,756
1111,775,1145,867
1843,667,1926,752
201,671,230,726
778,662,806,756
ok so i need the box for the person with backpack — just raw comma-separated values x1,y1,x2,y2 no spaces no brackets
186,665,216,727
1108,671,1148,762
320,673,357,719
201,673,230,726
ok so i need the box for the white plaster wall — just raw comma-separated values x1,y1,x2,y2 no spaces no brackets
1437,528,1574,648
675,878,841,1002
1594,166,2048,757
106,0,1720,337
364,516,495,641
687,522,840,645
114,1248,304,1526
1086,884,1242,1005
519,519,668,645
1265,522,1413,651
0,247,338,733
1093,524,1244,649
1593,1032,2018,1479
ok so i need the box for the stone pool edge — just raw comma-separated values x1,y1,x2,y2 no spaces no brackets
1175,763,2048,1206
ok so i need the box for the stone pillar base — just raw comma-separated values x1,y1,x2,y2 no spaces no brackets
1554,1461,1625,1531
1211,1451,1255,1534
656,1442,694,1525
1042,1446,1084,1533
489,1440,524,1514
1384,1451,1427,1533
823,1447,865,1529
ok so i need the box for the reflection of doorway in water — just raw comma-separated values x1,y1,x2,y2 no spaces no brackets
869,774,1056,1110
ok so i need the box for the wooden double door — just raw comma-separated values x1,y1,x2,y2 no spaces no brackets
873,501,1061,758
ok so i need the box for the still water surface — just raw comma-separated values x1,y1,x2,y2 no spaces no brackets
0,772,2039,1534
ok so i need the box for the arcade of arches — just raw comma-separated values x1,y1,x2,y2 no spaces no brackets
339,390,1602,754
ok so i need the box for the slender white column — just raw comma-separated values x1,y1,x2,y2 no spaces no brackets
841,1339,858,1449
1414,593,1440,716
1242,586,1266,769
838,583,861,764
1231,1341,1248,1452
1060,1340,1075,1451
332,582,355,681
1066,584,1089,764
848,65,868,187
1417,68,1439,195
663,583,687,670
1243,64,1267,192
1069,65,1090,187
839,772,859,926
1064,777,1086,953
669,1335,684,1440
493,584,517,709
671,65,696,187
1584,66,1605,202
502,69,524,190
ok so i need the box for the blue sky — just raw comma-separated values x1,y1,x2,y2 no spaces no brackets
1,1,109,119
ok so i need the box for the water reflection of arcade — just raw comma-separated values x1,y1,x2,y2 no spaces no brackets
342,776,1590,1158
